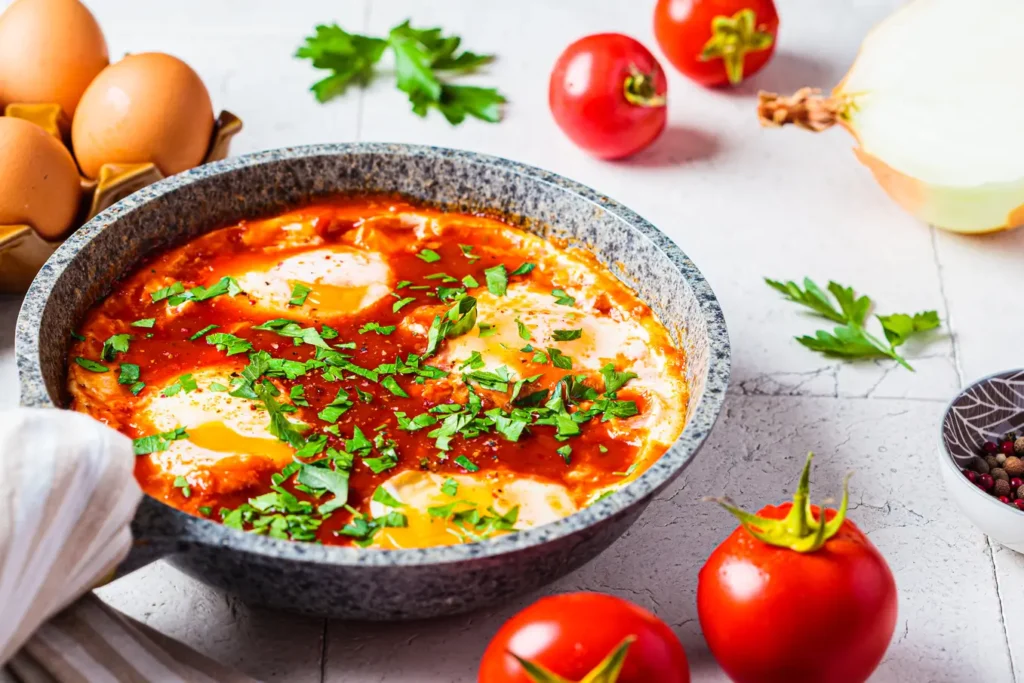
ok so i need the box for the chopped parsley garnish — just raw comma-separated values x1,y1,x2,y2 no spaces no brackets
289,282,312,306
547,347,573,369
290,384,310,406
318,387,354,423
132,426,188,455
130,382,145,395
70,331,86,342
556,444,572,464
515,318,531,340
255,381,309,449
151,282,185,303
510,262,535,276
162,373,198,397
425,295,478,356
209,382,228,392
372,485,403,508
425,272,459,282
293,464,349,514
484,264,508,296
459,244,481,263
478,322,498,337
381,375,409,398
393,296,416,312
360,322,397,335
199,506,212,516
153,277,244,306
552,329,582,341
189,324,219,340
131,318,156,328
458,351,485,370
173,475,192,498
118,363,140,386
101,333,132,361
74,357,108,372
551,288,575,306
600,363,638,395
454,454,479,472
441,477,459,496
462,274,479,288
396,280,412,289
252,318,330,348
416,248,442,263
395,411,437,431
206,333,253,356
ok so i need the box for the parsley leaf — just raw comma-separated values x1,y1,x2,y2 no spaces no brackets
252,319,329,349
189,324,218,341
162,373,198,397
297,20,505,125
767,277,940,371
101,334,132,362
360,321,397,335
547,347,573,370
372,485,403,508
206,333,253,356
416,248,442,263
454,454,479,472
297,463,349,513
151,282,185,303
600,363,638,395
462,274,479,288
551,329,581,341
510,262,535,277
551,289,575,306
173,475,191,498
318,387,354,423
515,318,531,341
484,264,508,296
478,323,498,337
74,357,108,373
133,426,188,455
118,363,140,385
289,283,312,306
255,382,309,449
381,375,409,398
441,477,459,496
131,318,156,328
393,297,416,313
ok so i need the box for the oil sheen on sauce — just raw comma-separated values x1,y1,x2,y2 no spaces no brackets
67,196,688,549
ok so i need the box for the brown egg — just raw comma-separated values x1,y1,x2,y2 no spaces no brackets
72,53,214,179
0,117,81,239
0,0,108,117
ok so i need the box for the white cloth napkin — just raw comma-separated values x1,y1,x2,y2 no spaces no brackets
0,408,259,682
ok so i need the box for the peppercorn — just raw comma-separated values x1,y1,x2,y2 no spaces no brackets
976,458,992,475
1018,485,1024,499
997,453,1008,464
993,468,1010,482
1004,456,1024,477
995,479,1012,497
1015,437,1024,456
986,455,1001,470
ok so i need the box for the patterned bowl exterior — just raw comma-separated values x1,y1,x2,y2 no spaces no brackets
15,143,731,619
939,369,1024,552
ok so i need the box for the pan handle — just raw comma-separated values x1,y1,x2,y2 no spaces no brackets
114,497,199,579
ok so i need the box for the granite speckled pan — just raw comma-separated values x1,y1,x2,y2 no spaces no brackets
15,143,730,620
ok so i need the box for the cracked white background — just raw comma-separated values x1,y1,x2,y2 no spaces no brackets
1,0,1020,680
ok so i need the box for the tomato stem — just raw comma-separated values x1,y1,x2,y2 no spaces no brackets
623,66,666,108
699,8,774,85
713,453,852,553
512,635,636,683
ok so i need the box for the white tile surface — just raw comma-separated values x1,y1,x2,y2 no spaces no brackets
1,0,1016,680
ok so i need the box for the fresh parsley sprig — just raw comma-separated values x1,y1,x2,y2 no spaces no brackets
766,277,940,371
296,20,506,125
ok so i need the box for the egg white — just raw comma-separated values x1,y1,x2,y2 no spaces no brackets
137,364,295,477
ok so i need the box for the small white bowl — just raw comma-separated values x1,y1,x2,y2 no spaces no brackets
939,369,1024,552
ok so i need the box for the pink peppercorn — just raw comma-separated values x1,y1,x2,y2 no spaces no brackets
985,441,999,453
979,473,995,490
1003,441,1016,455
1015,499,1024,511
1000,496,1012,504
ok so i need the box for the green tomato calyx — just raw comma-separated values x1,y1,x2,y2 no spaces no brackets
714,452,851,553
512,635,635,683
700,8,774,85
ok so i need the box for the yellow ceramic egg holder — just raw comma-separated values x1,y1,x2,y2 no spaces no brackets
0,104,242,293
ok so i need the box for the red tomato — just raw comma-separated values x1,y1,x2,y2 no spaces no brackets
654,0,779,87
549,34,667,160
479,592,689,683
698,455,897,683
